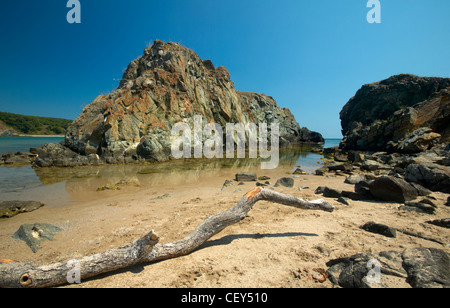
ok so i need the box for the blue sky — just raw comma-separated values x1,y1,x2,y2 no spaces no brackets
0,0,449,138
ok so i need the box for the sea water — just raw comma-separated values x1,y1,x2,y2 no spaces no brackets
0,138,341,206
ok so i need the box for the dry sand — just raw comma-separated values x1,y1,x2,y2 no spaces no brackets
0,167,449,288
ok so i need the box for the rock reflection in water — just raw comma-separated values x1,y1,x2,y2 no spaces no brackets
30,146,321,202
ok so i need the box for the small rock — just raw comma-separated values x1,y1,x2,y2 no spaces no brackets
401,201,436,214
258,176,270,181
426,218,450,229
274,177,294,188
13,223,63,253
292,167,307,175
337,197,351,206
360,222,397,238
345,174,375,184
235,173,257,182
221,180,235,191
315,167,329,176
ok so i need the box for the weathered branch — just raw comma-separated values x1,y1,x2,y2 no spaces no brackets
0,187,334,288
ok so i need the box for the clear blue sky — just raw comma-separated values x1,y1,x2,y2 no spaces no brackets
0,0,449,138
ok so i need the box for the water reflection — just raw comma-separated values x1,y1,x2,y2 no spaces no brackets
1,143,329,206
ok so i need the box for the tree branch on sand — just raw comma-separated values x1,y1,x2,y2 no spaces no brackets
0,187,334,288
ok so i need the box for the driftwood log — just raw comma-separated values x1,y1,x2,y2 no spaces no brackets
0,187,334,288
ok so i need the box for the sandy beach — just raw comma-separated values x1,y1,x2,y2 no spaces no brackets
1,166,448,288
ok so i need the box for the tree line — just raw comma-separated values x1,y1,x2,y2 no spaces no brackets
0,112,73,135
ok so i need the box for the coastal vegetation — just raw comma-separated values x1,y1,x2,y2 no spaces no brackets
0,112,72,136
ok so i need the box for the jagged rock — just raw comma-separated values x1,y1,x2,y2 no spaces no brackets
274,177,294,188
327,248,450,288
340,74,450,152
12,223,62,253
402,248,450,288
404,163,450,193
396,127,441,153
0,201,45,218
60,40,323,164
368,176,418,203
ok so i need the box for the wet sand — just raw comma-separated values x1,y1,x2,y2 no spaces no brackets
0,166,449,288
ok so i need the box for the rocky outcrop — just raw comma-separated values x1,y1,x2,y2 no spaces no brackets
59,40,323,165
340,74,450,152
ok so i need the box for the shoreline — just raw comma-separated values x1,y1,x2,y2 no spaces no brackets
0,170,448,288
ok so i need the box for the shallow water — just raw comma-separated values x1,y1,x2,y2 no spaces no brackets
0,136,65,155
0,138,341,207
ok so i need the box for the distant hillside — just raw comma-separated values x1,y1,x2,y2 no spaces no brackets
0,112,73,136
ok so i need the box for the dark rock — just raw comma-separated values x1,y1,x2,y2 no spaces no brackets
405,163,450,193
299,127,325,143
446,197,450,207
337,197,351,206
408,182,432,196
0,201,45,218
369,176,418,203
426,218,450,229
324,162,353,172
340,74,450,152
401,202,436,214
360,222,397,238
402,248,450,288
12,223,62,253
315,167,329,176
327,248,450,288
274,177,294,188
326,251,407,288
323,187,343,198
315,186,326,194
235,173,257,182
292,167,307,175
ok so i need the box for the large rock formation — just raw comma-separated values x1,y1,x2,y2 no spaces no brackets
339,74,450,152
61,40,322,165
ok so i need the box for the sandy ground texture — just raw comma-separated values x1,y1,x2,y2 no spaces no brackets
0,167,449,288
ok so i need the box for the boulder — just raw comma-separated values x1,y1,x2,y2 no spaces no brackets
61,40,323,164
402,248,450,288
405,163,450,193
396,127,441,153
327,248,450,288
368,176,418,203
340,74,450,152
